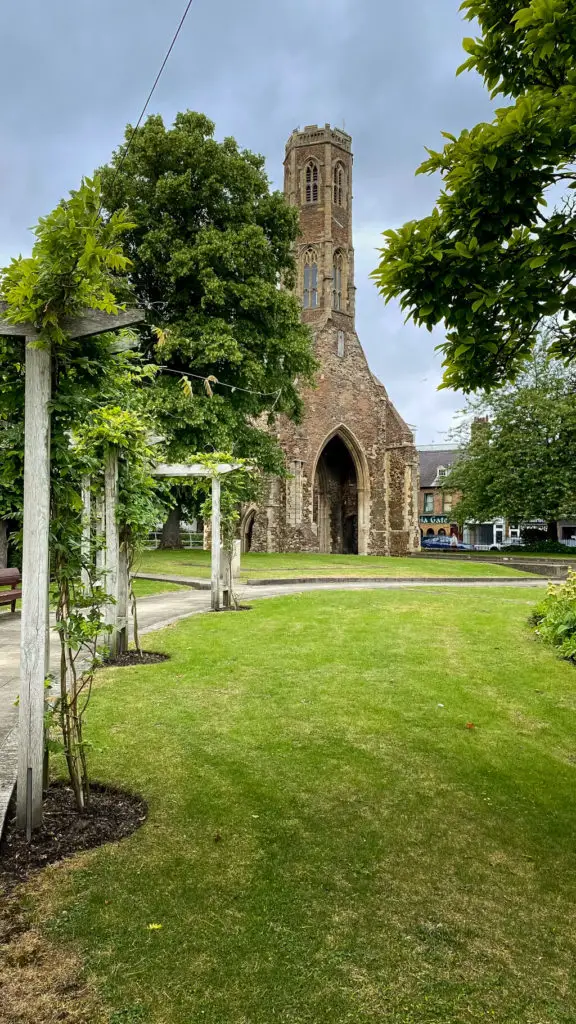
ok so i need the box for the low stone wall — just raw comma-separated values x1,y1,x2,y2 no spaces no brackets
411,553,569,579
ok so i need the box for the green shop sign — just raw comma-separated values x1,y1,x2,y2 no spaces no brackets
420,515,449,524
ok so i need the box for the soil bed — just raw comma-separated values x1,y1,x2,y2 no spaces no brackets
0,783,147,893
104,650,169,667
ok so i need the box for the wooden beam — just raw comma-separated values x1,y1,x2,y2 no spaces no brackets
153,463,244,477
17,339,52,834
0,303,144,341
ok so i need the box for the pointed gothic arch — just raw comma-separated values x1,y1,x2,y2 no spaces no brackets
304,160,320,203
240,505,258,553
303,247,319,309
311,425,370,554
333,162,345,206
332,249,345,310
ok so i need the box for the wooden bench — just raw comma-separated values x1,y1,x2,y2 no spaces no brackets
0,568,22,613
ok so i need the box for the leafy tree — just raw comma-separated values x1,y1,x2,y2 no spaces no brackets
446,342,576,536
372,0,576,391
98,111,317,539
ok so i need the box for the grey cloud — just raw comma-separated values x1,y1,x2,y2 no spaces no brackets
0,0,491,441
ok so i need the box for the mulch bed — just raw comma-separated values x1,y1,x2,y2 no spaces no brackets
103,650,169,667
0,783,147,893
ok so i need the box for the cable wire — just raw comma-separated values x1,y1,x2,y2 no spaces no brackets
158,365,283,400
108,0,196,187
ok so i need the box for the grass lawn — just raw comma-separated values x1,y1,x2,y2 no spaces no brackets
34,587,576,1023
136,548,535,580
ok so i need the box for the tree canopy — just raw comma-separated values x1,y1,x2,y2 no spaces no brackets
99,111,316,466
372,0,576,392
446,342,576,532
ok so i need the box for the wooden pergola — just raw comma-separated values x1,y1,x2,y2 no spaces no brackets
152,463,244,612
0,304,144,835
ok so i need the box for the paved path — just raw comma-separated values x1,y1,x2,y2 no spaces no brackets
0,576,550,833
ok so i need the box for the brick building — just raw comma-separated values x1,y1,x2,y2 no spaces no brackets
418,445,524,548
243,125,419,556
418,447,460,540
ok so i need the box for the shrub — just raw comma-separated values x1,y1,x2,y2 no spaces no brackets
531,572,576,662
509,540,576,555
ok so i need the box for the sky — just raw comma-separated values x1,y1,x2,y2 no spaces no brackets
0,0,495,444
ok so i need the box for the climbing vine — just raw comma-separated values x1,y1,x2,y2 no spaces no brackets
0,177,144,809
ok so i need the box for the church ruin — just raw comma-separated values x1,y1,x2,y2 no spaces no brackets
243,124,419,556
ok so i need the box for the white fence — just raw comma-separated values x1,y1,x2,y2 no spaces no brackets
145,529,203,550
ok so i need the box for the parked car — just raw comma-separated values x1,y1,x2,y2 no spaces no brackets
421,536,473,551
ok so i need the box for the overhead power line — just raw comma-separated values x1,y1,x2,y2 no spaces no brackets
110,0,196,183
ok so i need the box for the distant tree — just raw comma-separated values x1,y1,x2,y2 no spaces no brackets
446,342,576,537
99,112,317,543
372,1,576,392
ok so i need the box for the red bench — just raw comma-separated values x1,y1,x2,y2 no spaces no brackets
0,568,22,613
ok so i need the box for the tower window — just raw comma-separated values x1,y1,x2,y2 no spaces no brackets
337,331,345,357
303,248,319,309
333,250,344,310
305,162,319,203
333,163,344,206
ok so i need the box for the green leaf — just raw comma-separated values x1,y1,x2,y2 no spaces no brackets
529,256,548,269
484,154,497,171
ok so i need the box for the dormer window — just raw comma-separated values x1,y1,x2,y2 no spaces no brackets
305,162,319,203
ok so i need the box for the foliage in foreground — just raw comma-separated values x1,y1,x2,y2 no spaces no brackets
372,0,576,391
43,589,576,1024
531,570,576,661
445,342,576,534
0,178,162,809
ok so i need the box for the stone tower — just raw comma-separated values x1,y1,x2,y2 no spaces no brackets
243,125,420,556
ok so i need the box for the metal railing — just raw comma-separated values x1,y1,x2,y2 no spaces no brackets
144,530,204,550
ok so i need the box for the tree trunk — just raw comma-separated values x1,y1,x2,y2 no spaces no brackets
160,505,182,549
547,520,558,541
0,521,8,569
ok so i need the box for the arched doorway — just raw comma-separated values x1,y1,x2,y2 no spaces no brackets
313,434,360,554
241,509,256,553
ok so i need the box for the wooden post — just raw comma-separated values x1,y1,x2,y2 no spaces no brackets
17,339,52,834
117,543,129,655
231,539,241,581
0,304,145,833
95,492,105,572
211,475,221,612
104,447,120,655
81,476,91,591
221,544,230,609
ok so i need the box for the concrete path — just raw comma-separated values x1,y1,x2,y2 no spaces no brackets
0,575,551,834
